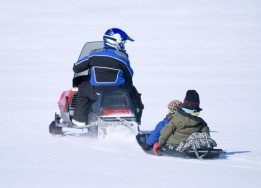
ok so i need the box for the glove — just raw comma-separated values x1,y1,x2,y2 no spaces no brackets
152,142,160,155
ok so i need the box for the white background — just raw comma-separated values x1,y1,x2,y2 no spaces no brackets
0,0,260,187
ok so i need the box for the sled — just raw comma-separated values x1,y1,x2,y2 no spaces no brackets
136,134,224,159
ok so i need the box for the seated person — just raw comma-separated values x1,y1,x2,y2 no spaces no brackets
72,28,143,127
152,90,210,155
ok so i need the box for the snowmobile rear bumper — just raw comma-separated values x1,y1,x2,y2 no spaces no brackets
51,113,139,137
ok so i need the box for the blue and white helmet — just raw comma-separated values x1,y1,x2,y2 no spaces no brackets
103,28,134,51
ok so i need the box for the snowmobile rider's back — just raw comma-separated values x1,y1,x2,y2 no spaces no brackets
72,28,143,127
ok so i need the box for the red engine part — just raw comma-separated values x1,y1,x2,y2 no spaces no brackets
58,89,77,110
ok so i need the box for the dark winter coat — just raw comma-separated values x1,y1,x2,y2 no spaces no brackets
73,48,133,87
158,109,210,146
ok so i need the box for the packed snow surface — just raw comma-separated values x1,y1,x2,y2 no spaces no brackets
0,0,261,187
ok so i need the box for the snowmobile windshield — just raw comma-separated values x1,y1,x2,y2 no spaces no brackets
78,41,104,60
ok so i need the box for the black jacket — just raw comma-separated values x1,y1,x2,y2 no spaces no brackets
73,48,134,87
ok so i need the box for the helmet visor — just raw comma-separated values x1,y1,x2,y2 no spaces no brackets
107,28,134,42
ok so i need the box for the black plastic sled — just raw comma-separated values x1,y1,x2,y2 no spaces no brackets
136,134,223,159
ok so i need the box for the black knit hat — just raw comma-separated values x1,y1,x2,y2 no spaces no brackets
182,90,202,111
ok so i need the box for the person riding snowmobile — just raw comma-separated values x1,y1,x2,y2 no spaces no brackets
152,90,210,155
72,28,143,127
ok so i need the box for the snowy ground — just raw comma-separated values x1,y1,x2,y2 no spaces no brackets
0,0,261,187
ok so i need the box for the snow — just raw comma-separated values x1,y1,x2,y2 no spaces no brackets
1,0,261,187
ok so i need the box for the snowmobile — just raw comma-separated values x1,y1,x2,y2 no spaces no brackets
136,133,224,159
49,41,140,138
